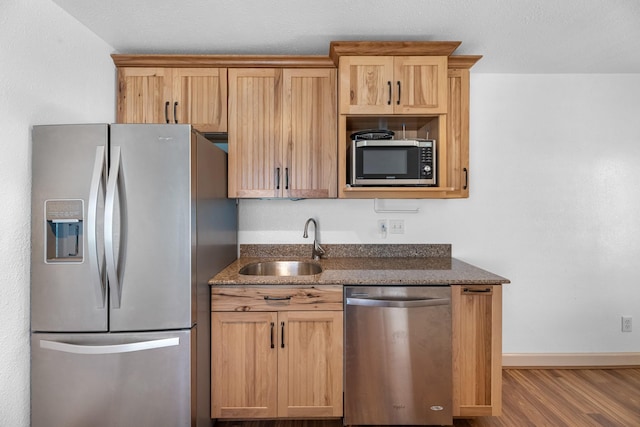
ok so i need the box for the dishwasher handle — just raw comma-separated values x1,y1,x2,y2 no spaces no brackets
346,296,450,308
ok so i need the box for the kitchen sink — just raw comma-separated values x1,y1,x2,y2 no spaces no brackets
239,260,322,276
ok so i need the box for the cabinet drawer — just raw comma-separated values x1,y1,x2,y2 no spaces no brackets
212,286,343,312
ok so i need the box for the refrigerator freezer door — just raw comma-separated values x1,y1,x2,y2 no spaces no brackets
108,124,193,331
31,330,192,427
31,124,108,332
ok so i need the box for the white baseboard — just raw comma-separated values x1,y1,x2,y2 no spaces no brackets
502,353,640,368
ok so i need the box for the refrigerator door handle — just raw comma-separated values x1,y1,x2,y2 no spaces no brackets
105,146,123,308
39,337,180,355
88,146,106,308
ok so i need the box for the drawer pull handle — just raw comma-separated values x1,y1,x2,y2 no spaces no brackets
463,287,492,294
270,322,275,349
263,295,292,301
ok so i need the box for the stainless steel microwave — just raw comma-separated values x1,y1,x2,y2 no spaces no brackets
349,139,436,186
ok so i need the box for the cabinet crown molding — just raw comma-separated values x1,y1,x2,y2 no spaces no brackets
111,54,335,68
329,40,462,64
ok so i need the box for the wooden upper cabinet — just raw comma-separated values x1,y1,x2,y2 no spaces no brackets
228,68,281,198
116,67,227,132
338,56,394,114
117,67,171,124
339,56,447,115
444,68,470,198
171,68,227,132
395,56,448,114
228,68,337,198
283,69,337,198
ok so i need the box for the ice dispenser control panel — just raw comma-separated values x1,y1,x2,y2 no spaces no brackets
45,199,83,263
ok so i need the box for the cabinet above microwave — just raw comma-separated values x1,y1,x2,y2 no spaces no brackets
331,43,481,199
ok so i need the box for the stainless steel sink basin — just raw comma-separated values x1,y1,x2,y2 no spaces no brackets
239,260,323,276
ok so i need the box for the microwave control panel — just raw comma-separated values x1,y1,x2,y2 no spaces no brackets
420,145,434,180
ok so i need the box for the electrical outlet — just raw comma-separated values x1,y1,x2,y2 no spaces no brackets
389,219,405,234
622,316,632,332
377,219,388,238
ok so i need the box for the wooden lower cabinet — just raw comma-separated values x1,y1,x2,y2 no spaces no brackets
277,311,343,418
211,291,343,419
211,311,278,418
211,283,501,420
451,284,503,417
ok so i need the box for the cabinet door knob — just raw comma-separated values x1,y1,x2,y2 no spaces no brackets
397,81,401,105
173,102,178,124
387,81,392,105
275,168,281,190
164,101,170,123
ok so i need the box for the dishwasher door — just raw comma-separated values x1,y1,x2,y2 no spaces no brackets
344,286,452,426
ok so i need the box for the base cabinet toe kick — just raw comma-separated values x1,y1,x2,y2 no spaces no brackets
210,283,503,422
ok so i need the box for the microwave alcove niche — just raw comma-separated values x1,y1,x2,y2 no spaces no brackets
341,116,450,197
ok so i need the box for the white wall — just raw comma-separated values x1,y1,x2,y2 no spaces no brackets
0,0,115,424
239,73,640,354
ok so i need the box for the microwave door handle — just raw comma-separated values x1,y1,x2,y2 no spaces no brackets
105,146,123,309
88,146,106,308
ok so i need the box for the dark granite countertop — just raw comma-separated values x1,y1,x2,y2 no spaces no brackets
209,244,510,286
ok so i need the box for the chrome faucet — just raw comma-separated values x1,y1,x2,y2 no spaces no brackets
303,218,326,260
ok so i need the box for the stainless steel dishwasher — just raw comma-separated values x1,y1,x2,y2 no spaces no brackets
344,286,452,426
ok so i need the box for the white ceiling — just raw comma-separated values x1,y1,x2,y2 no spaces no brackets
52,0,640,73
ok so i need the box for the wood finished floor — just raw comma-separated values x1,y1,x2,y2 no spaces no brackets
216,368,640,427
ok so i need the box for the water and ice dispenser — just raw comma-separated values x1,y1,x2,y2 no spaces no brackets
45,199,83,263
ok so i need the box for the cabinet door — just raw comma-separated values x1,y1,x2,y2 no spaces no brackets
452,285,502,417
172,68,227,132
339,56,395,114
228,68,282,198
445,68,470,197
211,312,278,418
117,67,171,124
394,56,448,114
278,311,343,418
283,69,337,198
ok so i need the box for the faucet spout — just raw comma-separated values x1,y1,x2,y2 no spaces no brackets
303,218,325,260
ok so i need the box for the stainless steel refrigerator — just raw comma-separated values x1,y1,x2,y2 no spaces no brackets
30,124,237,427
